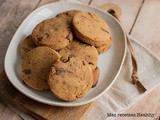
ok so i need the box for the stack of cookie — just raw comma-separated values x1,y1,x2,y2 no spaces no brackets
21,10,112,101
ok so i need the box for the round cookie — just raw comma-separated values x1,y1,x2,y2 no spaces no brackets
58,40,98,70
21,46,60,91
48,57,93,101
32,17,73,50
72,11,112,46
92,67,100,88
21,35,36,58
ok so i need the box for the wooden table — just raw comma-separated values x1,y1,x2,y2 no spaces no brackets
0,0,160,119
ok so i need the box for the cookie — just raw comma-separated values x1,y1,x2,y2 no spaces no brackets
58,40,98,70
95,39,112,54
56,10,81,23
72,11,112,47
21,35,36,58
92,67,100,88
32,17,73,50
21,46,60,90
48,57,93,101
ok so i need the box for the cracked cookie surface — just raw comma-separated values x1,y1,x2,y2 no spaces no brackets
32,17,73,50
48,57,93,101
58,40,98,71
21,46,60,90
72,11,112,48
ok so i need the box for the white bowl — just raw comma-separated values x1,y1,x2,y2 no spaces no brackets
5,2,126,107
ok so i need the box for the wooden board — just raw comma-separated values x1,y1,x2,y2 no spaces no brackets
0,70,93,120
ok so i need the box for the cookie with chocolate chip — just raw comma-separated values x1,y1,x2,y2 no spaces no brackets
32,17,73,50
21,35,36,58
58,40,98,71
72,11,112,49
48,57,93,101
21,46,60,90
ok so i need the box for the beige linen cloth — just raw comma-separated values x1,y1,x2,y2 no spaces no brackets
7,35,160,120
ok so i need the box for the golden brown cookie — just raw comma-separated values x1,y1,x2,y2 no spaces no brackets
58,40,98,70
20,35,36,58
92,67,100,88
32,17,73,50
21,46,60,91
72,11,112,47
48,57,93,101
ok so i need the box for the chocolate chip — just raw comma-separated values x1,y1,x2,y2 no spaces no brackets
82,61,86,65
45,33,50,38
24,48,30,52
101,28,109,34
107,9,118,19
66,31,72,41
88,62,94,65
65,12,69,16
23,69,31,74
26,36,30,39
37,37,43,42
60,57,70,63
107,9,115,15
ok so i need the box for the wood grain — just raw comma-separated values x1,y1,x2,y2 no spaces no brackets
0,99,22,120
131,0,160,58
90,0,144,33
0,0,39,72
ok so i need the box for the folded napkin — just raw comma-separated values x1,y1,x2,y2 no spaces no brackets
85,36,160,120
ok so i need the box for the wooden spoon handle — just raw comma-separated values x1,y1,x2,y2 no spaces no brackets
100,3,146,92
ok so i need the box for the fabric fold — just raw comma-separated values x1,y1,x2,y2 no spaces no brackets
85,36,160,120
